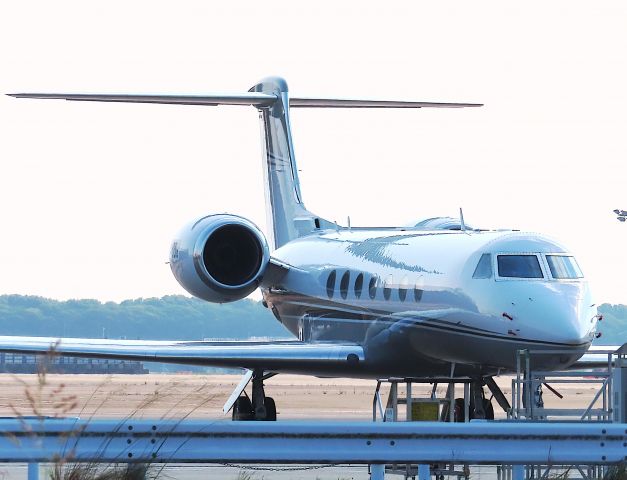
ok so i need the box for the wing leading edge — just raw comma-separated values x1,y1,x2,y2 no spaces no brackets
0,336,364,375
0,335,619,375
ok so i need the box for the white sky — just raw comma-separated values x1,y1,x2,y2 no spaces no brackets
0,1,626,304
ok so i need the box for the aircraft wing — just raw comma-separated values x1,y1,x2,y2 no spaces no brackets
0,336,364,375
0,335,617,375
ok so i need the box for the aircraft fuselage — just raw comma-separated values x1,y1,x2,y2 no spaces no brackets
262,227,597,378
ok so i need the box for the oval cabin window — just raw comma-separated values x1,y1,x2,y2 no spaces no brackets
340,271,350,299
354,273,364,299
326,270,336,299
368,276,378,299
383,276,392,301
399,276,408,302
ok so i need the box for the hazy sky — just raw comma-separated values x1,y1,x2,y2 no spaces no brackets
1,1,626,304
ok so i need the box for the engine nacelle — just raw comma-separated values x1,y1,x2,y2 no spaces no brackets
169,214,270,303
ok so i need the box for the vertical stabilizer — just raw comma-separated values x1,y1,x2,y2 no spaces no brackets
249,77,328,250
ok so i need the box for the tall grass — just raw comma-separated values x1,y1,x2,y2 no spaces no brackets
605,464,627,480
4,345,215,480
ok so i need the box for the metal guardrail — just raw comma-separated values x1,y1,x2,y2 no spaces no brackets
0,418,625,465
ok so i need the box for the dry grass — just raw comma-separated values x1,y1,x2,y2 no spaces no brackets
48,463,153,480
3,347,217,480
605,464,627,480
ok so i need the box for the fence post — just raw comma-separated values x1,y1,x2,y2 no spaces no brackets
418,463,430,480
512,464,524,480
370,463,385,479
27,463,39,480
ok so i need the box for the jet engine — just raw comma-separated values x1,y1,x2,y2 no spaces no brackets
169,214,270,303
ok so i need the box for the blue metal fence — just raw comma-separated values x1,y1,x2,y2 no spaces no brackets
0,418,624,465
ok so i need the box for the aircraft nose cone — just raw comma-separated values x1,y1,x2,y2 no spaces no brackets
521,281,596,346
554,291,596,345
558,318,589,344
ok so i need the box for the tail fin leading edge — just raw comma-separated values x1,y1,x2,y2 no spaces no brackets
248,77,331,250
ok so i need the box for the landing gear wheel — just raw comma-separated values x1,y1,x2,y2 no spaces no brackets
483,398,494,420
232,396,254,421
263,397,277,421
468,398,494,420
453,398,466,422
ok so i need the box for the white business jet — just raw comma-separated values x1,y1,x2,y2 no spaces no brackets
1,77,599,420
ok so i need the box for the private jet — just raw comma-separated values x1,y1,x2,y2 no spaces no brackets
1,77,599,421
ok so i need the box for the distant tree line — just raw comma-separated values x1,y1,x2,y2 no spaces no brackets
0,295,291,341
0,295,624,346
597,304,627,345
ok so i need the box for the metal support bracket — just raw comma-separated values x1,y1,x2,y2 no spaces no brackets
223,369,253,414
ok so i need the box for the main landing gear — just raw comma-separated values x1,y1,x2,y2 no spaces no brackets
231,370,277,421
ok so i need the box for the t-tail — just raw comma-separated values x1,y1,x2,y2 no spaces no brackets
8,77,481,250
248,77,333,249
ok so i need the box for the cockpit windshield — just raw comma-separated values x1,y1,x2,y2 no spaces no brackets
546,255,583,279
497,255,544,279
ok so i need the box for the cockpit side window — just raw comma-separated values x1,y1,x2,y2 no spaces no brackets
546,255,583,279
497,255,544,279
472,253,493,279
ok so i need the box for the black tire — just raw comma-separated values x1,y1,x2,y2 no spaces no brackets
232,396,254,421
440,398,467,422
483,398,495,420
263,397,277,421
469,398,495,420
453,398,466,422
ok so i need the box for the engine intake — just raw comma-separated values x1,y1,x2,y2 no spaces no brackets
170,214,270,303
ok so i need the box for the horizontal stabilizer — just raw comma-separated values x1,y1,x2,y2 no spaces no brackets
7,92,277,107
289,98,482,108
8,93,482,109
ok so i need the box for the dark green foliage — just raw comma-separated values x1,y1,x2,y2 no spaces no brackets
597,304,627,346
0,295,291,341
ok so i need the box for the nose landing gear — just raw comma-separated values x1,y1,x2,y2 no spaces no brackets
468,379,495,420
440,378,507,422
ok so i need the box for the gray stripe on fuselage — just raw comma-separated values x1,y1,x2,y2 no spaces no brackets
268,290,590,349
